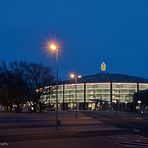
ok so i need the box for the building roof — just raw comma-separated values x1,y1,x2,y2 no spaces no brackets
62,73,148,84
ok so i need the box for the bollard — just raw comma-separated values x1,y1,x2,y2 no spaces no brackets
57,120,61,126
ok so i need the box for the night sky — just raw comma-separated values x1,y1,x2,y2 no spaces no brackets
0,0,148,79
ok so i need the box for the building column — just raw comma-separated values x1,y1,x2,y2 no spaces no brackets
63,84,65,103
84,83,86,110
110,82,113,103
48,86,51,104
134,83,140,112
137,83,139,93
62,84,65,109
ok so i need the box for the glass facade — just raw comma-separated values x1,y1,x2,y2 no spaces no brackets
85,83,110,110
86,83,110,102
139,83,148,91
112,83,137,103
41,82,148,110
64,84,84,109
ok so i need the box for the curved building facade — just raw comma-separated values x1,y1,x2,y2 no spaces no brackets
41,73,148,110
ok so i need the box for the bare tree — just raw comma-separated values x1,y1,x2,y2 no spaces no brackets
0,62,16,111
9,61,28,112
0,61,54,112
25,63,54,112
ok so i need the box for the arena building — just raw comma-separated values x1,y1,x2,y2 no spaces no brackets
41,73,148,110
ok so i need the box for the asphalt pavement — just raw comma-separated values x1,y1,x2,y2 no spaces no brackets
0,111,148,148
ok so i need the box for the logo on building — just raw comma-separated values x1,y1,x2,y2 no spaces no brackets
101,62,106,72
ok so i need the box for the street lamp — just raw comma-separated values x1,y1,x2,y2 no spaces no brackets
138,100,141,113
115,99,119,116
48,41,59,130
70,73,82,117
36,88,43,113
125,101,127,111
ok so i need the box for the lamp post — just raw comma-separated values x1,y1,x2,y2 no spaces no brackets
70,73,82,117
125,101,127,111
36,88,43,113
115,99,118,116
48,41,59,130
138,100,141,113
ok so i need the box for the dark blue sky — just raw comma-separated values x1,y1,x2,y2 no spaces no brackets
0,0,148,79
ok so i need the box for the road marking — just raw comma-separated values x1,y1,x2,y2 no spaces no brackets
113,136,125,139
119,141,148,148
107,134,148,148
0,142,8,146
132,128,140,133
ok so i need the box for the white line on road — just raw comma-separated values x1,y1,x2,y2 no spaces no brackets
0,142,8,146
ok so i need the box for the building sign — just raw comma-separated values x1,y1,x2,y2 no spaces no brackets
101,62,106,72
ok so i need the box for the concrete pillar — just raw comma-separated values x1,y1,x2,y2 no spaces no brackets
110,82,113,103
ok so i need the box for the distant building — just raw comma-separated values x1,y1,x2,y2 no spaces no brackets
133,89,148,112
41,73,148,110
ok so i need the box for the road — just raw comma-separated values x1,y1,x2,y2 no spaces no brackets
0,111,148,148
81,110,148,137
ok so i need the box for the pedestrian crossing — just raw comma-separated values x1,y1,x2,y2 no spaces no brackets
107,134,148,148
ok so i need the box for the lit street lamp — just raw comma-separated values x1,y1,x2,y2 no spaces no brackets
70,73,82,117
138,100,141,113
48,41,59,130
115,99,119,116
36,88,43,113
125,101,127,111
